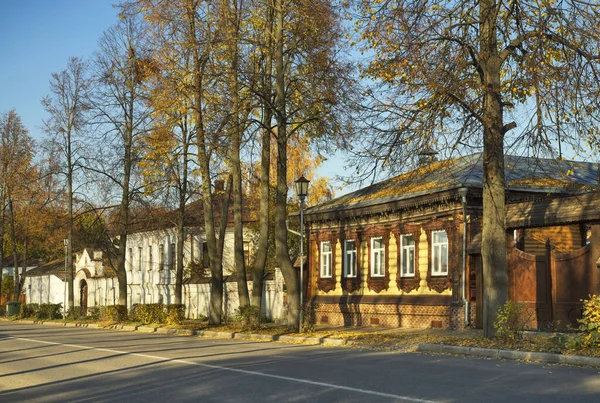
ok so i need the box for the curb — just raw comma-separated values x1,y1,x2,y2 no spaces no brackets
418,343,600,367
193,329,352,346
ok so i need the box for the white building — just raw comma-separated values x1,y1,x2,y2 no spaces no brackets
22,259,67,306
23,197,287,321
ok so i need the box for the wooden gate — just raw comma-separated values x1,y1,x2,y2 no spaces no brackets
507,245,552,328
471,232,600,329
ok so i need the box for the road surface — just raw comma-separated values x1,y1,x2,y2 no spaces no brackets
0,322,599,402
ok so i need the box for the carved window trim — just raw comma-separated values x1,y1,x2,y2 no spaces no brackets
395,224,421,293
340,230,362,293
423,219,457,293
365,227,390,293
320,241,333,278
316,232,337,293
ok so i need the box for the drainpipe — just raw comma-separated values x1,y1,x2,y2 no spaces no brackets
457,187,470,327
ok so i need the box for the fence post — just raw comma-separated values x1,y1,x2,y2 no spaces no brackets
546,239,556,324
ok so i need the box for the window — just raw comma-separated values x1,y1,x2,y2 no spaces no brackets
243,241,251,267
400,234,415,277
371,237,385,277
128,248,133,271
202,242,209,268
159,244,164,270
137,247,142,271
344,240,357,278
148,246,153,271
320,241,332,278
431,230,448,276
170,243,176,270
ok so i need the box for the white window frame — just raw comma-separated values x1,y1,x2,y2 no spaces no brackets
400,234,415,277
344,240,357,278
320,241,332,278
431,230,448,276
137,246,142,271
371,237,385,277
148,245,153,271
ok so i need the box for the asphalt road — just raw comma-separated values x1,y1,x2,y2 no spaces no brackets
0,322,599,402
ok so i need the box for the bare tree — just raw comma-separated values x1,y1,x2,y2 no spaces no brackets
42,56,90,313
90,14,153,307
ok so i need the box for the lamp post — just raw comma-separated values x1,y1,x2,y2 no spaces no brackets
294,176,309,333
63,239,68,317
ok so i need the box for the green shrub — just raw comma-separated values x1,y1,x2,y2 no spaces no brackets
493,301,532,343
19,303,62,320
88,306,101,321
234,305,261,330
130,303,166,324
577,294,600,348
37,304,62,320
100,305,128,322
66,306,86,320
20,303,38,318
166,304,185,326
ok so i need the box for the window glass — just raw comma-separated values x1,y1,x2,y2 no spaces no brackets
371,237,385,277
432,230,448,275
320,241,332,278
344,240,357,277
401,234,415,277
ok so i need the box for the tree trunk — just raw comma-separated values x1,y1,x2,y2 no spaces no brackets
67,128,74,312
251,0,274,317
223,0,250,308
9,198,19,300
480,0,508,338
274,0,299,328
174,131,189,305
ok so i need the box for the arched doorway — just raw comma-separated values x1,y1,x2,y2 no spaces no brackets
80,280,88,313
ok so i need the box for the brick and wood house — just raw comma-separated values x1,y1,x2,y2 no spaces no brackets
303,153,600,330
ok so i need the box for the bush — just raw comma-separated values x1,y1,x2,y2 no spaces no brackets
66,306,87,320
20,303,38,318
37,304,62,320
130,303,166,324
88,306,101,321
493,301,532,343
577,294,600,348
20,303,62,320
100,305,128,322
234,305,261,331
166,304,185,326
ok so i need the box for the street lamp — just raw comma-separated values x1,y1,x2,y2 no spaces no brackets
63,239,68,318
294,176,309,333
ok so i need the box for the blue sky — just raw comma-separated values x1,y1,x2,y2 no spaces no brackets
0,1,119,142
0,1,348,195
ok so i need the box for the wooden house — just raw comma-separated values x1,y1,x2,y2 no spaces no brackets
303,153,600,330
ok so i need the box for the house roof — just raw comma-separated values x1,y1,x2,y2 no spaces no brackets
128,191,258,234
1,257,43,268
25,259,70,281
304,153,600,217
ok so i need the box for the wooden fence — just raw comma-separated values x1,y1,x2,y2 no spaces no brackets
472,226,600,329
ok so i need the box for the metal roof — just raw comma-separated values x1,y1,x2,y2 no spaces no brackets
304,153,600,216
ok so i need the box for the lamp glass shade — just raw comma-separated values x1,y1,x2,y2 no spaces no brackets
295,176,310,198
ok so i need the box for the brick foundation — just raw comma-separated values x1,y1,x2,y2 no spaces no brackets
312,301,478,330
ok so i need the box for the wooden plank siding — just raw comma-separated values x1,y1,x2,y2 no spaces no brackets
506,192,600,229
521,225,583,255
